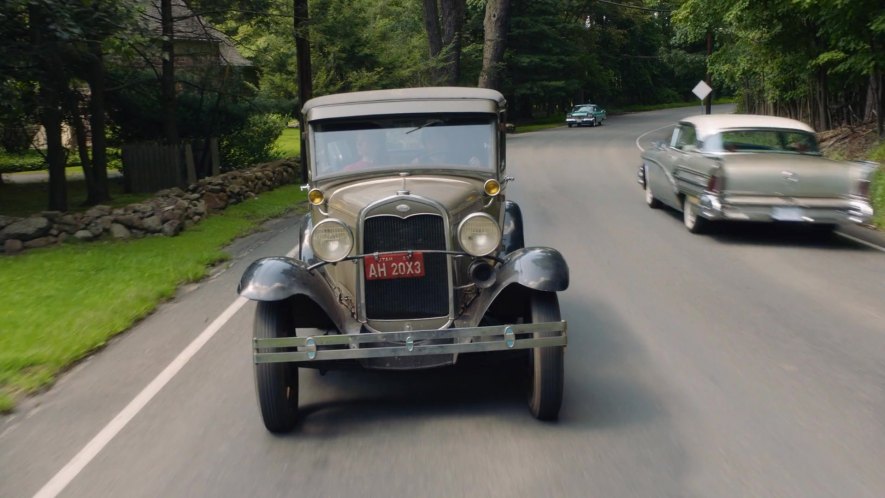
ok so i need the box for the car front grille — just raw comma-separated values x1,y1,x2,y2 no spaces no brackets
363,214,449,320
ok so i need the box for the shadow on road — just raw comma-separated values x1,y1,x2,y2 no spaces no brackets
657,208,873,251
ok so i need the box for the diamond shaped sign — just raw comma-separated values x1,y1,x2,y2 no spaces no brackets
692,80,713,100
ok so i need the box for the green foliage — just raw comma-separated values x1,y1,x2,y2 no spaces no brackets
0,185,305,412
273,127,301,159
220,113,287,169
0,150,46,174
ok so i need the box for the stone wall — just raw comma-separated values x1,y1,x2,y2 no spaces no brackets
0,159,298,255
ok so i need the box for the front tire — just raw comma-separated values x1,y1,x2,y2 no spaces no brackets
254,300,299,433
527,291,564,421
644,173,662,209
683,197,708,234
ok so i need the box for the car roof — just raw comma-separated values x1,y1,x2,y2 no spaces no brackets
681,114,815,138
303,87,506,121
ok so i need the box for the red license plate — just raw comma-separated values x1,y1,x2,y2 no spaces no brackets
364,252,426,280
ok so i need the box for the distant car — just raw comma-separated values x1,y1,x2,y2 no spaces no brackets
238,87,569,433
638,114,875,233
566,104,606,127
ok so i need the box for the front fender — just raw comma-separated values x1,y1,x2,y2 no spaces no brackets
456,247,569,328
238,256,357,333
498,247,569,292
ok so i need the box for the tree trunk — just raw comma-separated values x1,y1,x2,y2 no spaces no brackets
161,0,178,145
67,90,95,199
422,0,465,85
478,0,510,90
87,41,111,204
439,0,465,85
42,86,68,212
29,3,67,211
294,0,313,182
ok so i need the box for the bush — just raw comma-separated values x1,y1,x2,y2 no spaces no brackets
0,149,47,173
219,113,287,170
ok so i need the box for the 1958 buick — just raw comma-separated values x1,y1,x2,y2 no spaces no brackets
638,114,875,233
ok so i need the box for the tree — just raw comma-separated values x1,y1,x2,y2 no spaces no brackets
478,0,510,90
422,0,467,85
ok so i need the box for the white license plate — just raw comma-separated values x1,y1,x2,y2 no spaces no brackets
771,207,804,221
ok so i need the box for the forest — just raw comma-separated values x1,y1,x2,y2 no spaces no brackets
1,0,883,209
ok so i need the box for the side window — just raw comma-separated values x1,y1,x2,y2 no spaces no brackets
673,125,697,150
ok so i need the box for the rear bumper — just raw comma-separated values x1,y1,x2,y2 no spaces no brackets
254,321,567,366
698,193,873,224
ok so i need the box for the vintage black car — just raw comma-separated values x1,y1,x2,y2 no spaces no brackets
238,87,570,433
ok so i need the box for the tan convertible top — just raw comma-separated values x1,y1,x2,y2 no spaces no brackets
303,87,506,121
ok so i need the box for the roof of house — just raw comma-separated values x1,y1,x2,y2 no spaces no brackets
140,0,252,67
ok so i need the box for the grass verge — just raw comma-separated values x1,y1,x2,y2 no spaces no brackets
0,184,305,413
274,127,301,158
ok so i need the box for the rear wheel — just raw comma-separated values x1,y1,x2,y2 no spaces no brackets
683,197,708,234
254,300,299,433
527,291,564,421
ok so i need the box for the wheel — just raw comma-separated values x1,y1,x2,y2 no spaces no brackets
644,172,662,209
254,300,299,433
683,197,708,234
567,123,574,128
527,291,564,421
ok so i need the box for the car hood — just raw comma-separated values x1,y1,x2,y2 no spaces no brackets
321,174,488,226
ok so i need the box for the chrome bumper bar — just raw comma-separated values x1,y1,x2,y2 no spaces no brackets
253,321,567,365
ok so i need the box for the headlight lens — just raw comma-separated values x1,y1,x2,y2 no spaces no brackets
310,219,353,262
458,213,501,257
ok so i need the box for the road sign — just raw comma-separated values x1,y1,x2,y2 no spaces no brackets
692,80,713,101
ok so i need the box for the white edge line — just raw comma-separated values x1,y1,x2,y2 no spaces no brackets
33,296,249,498
635,123,674,152
835,231,885,253
34,244,301,498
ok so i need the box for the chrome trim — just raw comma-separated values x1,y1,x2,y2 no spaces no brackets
357,194,454,325
253,321,568,364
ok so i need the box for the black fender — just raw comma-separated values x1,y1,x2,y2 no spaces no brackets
501,200,525,253
456,247,569,327
237,257,356,334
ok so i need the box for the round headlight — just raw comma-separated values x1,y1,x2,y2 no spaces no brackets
310,219,353,262
458,213,501,257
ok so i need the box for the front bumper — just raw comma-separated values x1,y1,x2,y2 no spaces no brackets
254,321,567,366
698,193,874,224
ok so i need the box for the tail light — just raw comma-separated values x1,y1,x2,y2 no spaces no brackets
707,173,725,193
856,178,870,198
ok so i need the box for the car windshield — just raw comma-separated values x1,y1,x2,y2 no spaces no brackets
705,129,820,154
311,114,496,178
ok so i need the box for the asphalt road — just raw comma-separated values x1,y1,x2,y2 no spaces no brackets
2,106,884,498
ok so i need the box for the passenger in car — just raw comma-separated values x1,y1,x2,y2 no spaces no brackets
344,129,387,171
